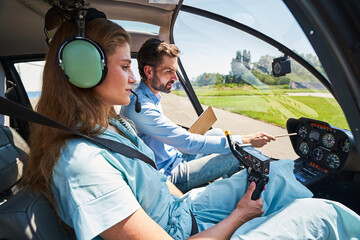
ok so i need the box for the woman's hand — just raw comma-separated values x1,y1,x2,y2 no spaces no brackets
242,132,275,148
234,181,264,224
188,181,264,240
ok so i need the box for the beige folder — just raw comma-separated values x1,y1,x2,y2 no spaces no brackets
188,106,217,135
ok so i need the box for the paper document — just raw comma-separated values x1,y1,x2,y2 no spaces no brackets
188,106,217,135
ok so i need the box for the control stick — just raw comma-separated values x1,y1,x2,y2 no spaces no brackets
225,130,270,200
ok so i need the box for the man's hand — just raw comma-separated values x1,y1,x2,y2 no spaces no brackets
241,132,275,148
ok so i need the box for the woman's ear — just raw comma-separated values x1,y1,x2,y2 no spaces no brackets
144,65,153,80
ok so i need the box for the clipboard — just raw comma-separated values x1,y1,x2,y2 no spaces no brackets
188,106,217,135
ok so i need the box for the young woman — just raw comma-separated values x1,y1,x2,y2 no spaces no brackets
22,13,360,240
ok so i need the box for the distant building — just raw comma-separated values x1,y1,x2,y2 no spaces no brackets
290,80,326,90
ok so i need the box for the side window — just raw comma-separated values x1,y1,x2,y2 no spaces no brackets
174,11,349,159
15,61,44,109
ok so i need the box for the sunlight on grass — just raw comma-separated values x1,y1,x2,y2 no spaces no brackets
197,95,348,129
173,86,349,130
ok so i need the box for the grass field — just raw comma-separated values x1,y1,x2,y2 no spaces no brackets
173,86,326,97
172,87,349,130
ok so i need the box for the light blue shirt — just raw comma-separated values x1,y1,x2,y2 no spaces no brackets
52,118,193,240
51,118,360,239
121,81,242,176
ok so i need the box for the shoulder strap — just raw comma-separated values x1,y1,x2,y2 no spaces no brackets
0,97,157,170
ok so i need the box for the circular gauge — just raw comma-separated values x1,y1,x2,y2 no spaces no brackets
298,126,307,138
299,142,310,155
311,147,323,161
340,138,351,153
326,154,341,169
322,133,336,148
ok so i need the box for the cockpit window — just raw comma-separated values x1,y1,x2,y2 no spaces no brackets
15,61,44,108
173,8,349,136
182,0,326,78
111,20,160,35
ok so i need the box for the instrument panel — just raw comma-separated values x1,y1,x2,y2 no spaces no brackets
287,118,353,173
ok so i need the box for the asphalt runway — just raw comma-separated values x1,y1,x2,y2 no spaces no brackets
161,93,298,160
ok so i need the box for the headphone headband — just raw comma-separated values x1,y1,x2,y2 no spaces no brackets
76,9,86,38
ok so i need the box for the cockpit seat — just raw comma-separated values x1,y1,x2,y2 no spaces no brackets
0,126,28,203
0,126,74,239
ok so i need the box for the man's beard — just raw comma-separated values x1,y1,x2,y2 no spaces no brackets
151,73,174,93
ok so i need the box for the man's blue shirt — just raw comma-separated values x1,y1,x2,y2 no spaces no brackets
121,81,241,176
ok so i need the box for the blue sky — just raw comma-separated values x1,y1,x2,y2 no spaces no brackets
173,0,316,79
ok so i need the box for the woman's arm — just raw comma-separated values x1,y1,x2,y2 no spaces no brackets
101,182,262,240
167,180,184,197
100,207,173,240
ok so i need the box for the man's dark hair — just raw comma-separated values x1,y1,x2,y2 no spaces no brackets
137,38,180,81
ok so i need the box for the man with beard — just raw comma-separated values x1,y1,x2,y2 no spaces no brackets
121,38,275,192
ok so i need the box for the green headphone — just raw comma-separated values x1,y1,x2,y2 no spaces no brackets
56,9,107,88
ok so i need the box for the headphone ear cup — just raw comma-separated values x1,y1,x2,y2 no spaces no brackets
61,39,105,88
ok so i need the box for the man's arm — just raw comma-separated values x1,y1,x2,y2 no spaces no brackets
126,102,228,154
241,132,276,148
123,98,274,153
133,106,275,150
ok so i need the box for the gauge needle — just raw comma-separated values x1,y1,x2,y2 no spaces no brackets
274,133,298,138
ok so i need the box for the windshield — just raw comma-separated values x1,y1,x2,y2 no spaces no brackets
170,0,348,159
182,0,326,77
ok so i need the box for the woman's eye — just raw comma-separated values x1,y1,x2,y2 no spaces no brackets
122,65,130,71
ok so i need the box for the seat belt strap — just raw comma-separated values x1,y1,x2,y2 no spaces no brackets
0,97,157,170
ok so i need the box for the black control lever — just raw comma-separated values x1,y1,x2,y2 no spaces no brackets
225,130,270,200
247,169,268,200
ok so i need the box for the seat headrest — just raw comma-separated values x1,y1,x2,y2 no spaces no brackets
0,126,29,193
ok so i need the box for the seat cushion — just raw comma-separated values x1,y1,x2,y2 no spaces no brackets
0,189,75,240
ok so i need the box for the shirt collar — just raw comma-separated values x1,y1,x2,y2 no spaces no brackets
138,81,162,105
103,118,139,147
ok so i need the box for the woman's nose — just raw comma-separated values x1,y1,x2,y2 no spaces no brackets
129,69,136,83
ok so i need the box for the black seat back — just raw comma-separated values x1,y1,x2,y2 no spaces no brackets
0,126,74,240
0,126,28,198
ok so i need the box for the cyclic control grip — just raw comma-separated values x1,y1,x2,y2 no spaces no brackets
225,130,270,200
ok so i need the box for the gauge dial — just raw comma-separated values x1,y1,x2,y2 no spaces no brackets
326,154,341,169
299,142,309,155
311,147,323,161
298,126,307,138
322,133,336,148
340,138,351,153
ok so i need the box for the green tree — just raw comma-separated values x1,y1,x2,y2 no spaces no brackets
225,74,234,84
215,73,225,85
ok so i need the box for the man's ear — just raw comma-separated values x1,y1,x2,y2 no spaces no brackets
144,65,153,79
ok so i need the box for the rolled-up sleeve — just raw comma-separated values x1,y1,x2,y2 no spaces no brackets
53,146,140,240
